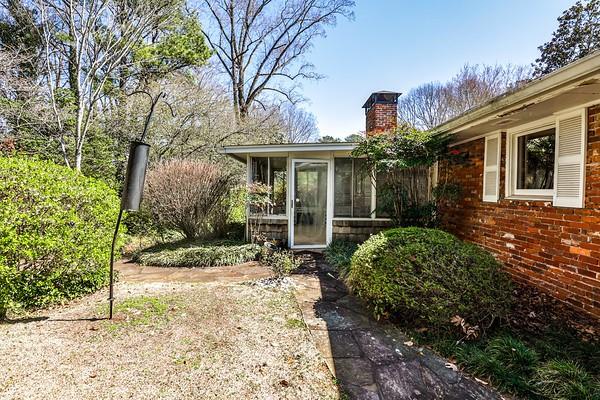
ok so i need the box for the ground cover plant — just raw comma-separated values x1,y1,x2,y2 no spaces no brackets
0,156,121,319
408,285,600,399
323,240,358,278
132,240,261,268
260,248,301,278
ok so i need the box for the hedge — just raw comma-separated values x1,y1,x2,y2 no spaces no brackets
0,156,121,317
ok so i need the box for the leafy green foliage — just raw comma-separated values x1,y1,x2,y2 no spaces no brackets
133,15,211,75
323,240,358,278
260,248,301,278
532,360,600,400
346,228,512,330
133,240,261,268
0,156,122,316
352,128,456,226
534,0,600,76
352,128,450,170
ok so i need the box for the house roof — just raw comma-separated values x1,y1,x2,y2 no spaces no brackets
221,142,359,162
435,51,600,143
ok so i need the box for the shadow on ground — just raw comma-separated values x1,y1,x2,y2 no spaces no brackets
292,251,501,400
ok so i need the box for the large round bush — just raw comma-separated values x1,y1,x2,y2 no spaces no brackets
0,156,121,317
346,227,512,330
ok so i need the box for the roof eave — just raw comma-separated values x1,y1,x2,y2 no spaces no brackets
434,51,600,135
221,142,359,155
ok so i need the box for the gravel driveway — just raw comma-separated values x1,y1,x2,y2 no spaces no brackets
0,281,338,399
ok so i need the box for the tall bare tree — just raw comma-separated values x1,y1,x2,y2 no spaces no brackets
398,82,452,131
279,103,319,143
199,0,354,123
36,0,182,170
399,64,532,130
108,69,286,164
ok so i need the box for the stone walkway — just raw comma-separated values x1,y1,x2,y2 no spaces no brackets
116,260,271,283
292,253,502,400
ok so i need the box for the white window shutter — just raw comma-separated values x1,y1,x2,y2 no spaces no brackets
554,111,586,208
483,134,500,202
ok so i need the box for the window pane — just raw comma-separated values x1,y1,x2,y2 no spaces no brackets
250,157,268,214
270,157,287,215
251,157,268,184
516,129,555,190
376,171,393,217
353,159,372,217
334,158,352,217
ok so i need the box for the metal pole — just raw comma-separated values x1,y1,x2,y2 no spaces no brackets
109,208,124,320
108,90,168,320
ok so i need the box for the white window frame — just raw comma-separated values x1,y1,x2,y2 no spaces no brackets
505,116,556,199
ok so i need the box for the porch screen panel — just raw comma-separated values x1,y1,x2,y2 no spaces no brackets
334,159,352,217
250,157,269,214
353,159,372,217
270,157,287,215
251,157,268,184
375,171,392,217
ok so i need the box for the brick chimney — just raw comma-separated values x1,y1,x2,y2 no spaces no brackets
362,91,400,136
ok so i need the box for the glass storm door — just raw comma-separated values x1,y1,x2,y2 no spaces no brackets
292,160,328,247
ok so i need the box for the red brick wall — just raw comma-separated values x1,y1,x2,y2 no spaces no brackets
439,105,600,318
366,103,397,136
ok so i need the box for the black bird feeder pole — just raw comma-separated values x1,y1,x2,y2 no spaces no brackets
108,92,165,319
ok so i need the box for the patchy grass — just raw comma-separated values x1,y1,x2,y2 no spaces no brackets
286,318,305,329
132,239,261,268
0,282,338,399
100,295,174,332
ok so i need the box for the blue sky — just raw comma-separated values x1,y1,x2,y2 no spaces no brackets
301,0,574,138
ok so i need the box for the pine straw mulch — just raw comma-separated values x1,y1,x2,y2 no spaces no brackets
506,283,598,343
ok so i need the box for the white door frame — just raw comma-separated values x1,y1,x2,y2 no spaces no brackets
289,158,333,249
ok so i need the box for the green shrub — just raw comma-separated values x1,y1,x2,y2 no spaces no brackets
532,360,600,400
0,156,121,317
261,248,301,278
133,240,261,268
323,240,358,277
346,227,512,330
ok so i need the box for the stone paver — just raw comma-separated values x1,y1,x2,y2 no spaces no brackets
291,252,501,400
116,260,271,283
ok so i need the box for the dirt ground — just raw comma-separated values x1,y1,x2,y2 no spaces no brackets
0,281,339,400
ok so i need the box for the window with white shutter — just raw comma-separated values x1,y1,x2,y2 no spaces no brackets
483,134,500,202
554,110,586,208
